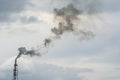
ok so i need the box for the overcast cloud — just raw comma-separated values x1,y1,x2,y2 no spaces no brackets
0,0,120,80
0,0,29,22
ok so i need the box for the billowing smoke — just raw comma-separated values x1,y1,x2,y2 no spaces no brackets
52,3,95,38
43,0,100,47
16,47,40,59
52,4,79,36
17,0,100,58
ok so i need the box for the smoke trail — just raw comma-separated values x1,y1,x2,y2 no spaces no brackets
44,38,52,47
43,0,100,47
17,0,101,58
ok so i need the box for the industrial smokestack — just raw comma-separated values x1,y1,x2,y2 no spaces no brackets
13,47,40,80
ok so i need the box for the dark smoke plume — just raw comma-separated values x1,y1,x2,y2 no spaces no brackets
43,0,99,47
17,0,100,58
44,38,52,47
16,47,40,59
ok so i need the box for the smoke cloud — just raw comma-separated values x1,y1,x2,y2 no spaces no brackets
43,0,100,47
16,47,40,59
17,0,101,58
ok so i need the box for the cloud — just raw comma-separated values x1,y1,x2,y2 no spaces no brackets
20,16,40,24
0,0,29,23
31,0,101,13
0,57,94,80
0,0,120,23
0,0,120,80
102,0,120,13
30,0,120,14
22,62,93,80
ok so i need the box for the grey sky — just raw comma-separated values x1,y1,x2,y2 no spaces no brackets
0,0,29,22
0,0,120,80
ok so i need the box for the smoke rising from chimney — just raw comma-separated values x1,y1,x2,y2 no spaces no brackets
16,47,40,59
17,0,101,58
